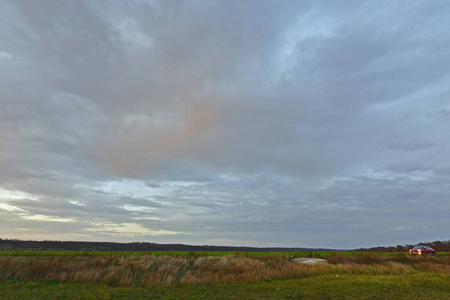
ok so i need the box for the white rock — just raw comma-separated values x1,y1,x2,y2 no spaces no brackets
291,258,328,265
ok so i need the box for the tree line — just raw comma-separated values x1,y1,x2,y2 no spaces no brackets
0,239,329,252
1,238,448,252
356,240,450,252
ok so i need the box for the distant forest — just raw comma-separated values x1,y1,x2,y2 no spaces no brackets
0,238,448,252
0,239,331,252
357,240,450,252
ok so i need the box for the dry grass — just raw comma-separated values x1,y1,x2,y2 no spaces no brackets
0,254,448,287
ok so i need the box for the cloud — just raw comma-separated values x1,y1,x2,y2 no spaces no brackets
85,222,183,237
0,0,449,248
96,100,218,177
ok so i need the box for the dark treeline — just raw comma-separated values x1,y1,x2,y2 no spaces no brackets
1,238,448,252
0,239,331,252
356,240,450,252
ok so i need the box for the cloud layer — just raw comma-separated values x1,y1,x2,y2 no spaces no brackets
1,0,449,248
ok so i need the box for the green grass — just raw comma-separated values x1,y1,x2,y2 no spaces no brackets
1,250,449,258
0,250,312,257
0,273,448,299
0,251,448,299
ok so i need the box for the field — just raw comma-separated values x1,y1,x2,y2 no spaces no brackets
0,251,449,299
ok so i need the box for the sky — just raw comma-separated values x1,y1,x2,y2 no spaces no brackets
0,0,449,249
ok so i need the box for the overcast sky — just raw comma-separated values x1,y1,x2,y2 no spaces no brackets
1,0,449,249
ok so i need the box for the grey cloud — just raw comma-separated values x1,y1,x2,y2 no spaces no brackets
0,0,449,248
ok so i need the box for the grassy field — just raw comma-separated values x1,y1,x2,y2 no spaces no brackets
1,274,449,300
0,251,448,299
1,249,449,257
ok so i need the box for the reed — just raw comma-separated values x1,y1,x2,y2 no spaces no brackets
0,254,447,287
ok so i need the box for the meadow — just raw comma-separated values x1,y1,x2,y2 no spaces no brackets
0,251,448,299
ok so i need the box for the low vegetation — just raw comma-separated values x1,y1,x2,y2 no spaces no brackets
0,273,448,300
0,251,448,299
1,249,448,258
0,252,448,286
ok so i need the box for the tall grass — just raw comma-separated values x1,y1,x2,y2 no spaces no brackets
0,254,448,287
